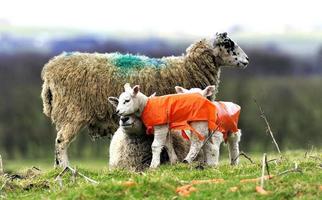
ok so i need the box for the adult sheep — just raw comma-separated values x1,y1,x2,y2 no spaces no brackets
41,32,249,167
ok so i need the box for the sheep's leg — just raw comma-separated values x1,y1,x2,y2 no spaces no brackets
109,129,126,170
150,126,168,168
183,122,208,163
165,133,178,164
54,123,82,168
227,130,242,165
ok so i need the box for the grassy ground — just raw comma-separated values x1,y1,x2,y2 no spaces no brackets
0,150,321,199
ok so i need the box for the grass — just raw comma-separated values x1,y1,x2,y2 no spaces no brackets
0,150,321,199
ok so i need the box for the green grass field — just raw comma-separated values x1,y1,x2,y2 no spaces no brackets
1,150,321,199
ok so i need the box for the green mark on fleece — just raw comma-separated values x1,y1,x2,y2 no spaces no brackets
62,51,76,56
110,53,165,74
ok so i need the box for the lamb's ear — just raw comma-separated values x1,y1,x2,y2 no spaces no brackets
202,86,216,97
175,86,187,94
124,83,132,92
149,92,156,98
132,85,140,96
108,97,119,108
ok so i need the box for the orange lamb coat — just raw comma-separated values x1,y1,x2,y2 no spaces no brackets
141,93,218,140
213,101,241,142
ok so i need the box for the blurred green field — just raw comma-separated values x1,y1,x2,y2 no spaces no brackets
1,150,321,199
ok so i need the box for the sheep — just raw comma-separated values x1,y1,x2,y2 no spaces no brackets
175,86,242,165
109,115,195,171
109,83,219,168
41,32,249,167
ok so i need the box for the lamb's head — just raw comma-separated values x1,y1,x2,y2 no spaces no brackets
108,95,145,135
108,83,148,117
213,32,249,69
175,85,216,98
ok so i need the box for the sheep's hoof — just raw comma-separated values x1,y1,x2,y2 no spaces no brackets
182,160,189,164
230,162,238,166
195,165,205,170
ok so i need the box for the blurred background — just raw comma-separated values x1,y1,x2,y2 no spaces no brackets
0,0,321,163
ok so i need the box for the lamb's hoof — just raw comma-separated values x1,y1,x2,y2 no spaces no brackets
170,159,178,165
149,163,159,169
182,160,189,164
195,165,205,170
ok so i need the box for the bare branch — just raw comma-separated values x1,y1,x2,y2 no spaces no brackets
254,98,281,155
233,151,255,164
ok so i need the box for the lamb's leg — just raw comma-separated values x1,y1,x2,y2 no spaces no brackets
206,131,224,166
183,122,208,163
54,123,82,168
165,133,178,164
203,131,223,166
150,125,168,168
227,130,242,165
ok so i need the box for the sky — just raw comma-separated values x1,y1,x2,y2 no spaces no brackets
0,0,321,37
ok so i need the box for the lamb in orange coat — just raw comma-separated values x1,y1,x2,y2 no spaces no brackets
175,86,242,165
109,83,221,168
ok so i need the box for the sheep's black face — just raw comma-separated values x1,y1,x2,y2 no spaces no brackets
213,32,249,69
120,115,144,135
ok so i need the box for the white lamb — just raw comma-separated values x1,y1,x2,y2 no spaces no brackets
109,83,219,168
175,86,242,165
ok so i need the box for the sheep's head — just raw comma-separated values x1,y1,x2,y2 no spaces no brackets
120,115,144,135
175,85,216,98
213,32,249,69
108,83,147,117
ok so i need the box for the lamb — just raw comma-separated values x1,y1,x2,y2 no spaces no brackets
175,86,242,165
109,83,219,168
109,115,195,171
41,32,249,167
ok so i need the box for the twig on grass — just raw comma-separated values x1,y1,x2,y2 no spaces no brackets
55,166,98,186
264,154,270,177
233,151,255,164
0,155,3,175
254,98,281,155
309,155,321,161
267,158,277,163
71,166,77,183
277,162,302,176
260,153,267,188
0,177,9,192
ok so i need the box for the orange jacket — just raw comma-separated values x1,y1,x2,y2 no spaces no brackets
141,93,218,140
213,101,240,142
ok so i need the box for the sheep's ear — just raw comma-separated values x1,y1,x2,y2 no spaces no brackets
202,86,216,97
149,92,156,98
108,97,119,108
132,85,140,96
175,86,187,94
124,83,132,92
